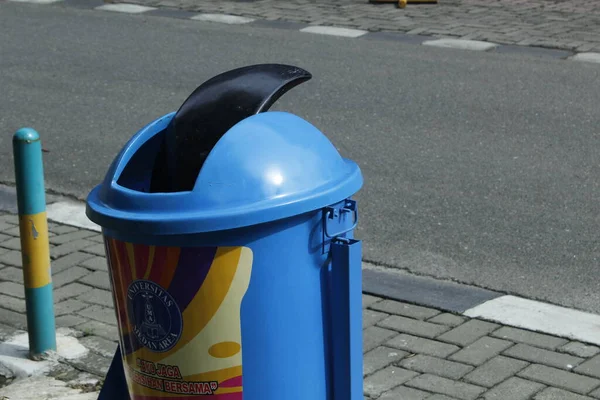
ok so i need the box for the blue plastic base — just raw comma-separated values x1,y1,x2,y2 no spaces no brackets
97,208,363,399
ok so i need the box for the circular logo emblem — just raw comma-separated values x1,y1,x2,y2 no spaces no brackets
127,280,182,353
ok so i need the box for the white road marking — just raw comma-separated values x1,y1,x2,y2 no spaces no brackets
8,0,62,3
423,38,498,52
571,52,600,64
46,201,100,232
464,295,600,346
95,4,156,14
300,26,368,38
191,14,255,24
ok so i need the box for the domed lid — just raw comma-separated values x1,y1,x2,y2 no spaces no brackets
86,111,362,234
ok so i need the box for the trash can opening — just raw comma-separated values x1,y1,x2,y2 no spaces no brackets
116,126,169,194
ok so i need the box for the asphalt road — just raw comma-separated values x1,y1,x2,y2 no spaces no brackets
2,2,600,313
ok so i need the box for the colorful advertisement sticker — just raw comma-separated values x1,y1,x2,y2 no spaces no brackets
104,238,253,399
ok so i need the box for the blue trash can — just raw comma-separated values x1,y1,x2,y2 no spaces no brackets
87,66,363,400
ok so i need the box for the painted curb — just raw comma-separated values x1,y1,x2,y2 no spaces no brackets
571,52,600,64
300,26,368,38
191,13,255,24
365,264,600,347
5,0,597,61
423,38,498,52
464,296,600,346
7,0,62,3
2,190,598,347
45,196,600,347
46,201,100,232
95,3,156,13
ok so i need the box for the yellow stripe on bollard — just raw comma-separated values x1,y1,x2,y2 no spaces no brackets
19,212,51,289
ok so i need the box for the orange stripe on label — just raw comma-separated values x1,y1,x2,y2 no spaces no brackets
143,246,155,280
126,242,137,280
110,238,131,335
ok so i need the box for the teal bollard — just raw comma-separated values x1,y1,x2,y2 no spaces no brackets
13,127,56,358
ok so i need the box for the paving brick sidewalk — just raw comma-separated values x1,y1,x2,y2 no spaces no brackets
107,0,600,53
2,212,600,399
